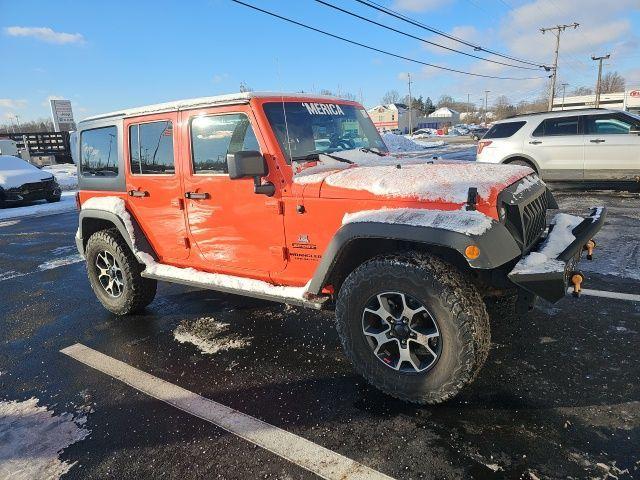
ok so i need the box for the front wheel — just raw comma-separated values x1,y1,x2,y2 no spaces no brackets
85,229,157,315
335,253,490,404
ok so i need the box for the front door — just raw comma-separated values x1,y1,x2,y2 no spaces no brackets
179,106,286,275
124,113,190,261
583,112,640,181
523,115,584,181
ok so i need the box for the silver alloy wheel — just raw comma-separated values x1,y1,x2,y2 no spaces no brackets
95,250,124,298
362,291,441,373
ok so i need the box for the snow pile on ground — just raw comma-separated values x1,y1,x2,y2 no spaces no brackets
343,208,494,236
0,191,76,220
81,196,310,299
174,316,251,355
411,139,446,148
42,163,78,191
381,133,431,152
0,398,89,480
298,161,531,204
511,213,584,275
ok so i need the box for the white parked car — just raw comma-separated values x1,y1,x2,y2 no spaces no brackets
410,128,436,139
476,109,640,185
0,155,61,207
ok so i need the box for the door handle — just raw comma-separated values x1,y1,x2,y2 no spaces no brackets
128,190,148,197
529,140,542,145
185,192,210,200
590,139,606,143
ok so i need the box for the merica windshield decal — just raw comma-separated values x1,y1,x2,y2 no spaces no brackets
262,102,388,167
301,102,345,116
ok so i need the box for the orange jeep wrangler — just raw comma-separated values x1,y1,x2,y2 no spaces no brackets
75,92,604,404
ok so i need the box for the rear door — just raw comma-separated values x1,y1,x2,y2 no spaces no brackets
179,105,286,275
583,112,640,181
124,113,190,261
523,115,583,180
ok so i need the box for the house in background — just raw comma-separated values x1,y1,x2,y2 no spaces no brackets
367,103,410,133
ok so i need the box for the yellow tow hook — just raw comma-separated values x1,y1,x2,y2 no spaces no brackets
571,272,584,297
584,239,596,260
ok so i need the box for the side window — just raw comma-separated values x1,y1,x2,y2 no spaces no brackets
484,121,526,139
191,113,259,174
532,117,580,137
129,121,175,174
81,126,118,176
585,114,633,135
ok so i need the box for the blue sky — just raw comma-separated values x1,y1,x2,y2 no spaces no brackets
1,0,639,124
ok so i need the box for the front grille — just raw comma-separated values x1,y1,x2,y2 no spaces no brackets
522,192,548,248
503,185,548,252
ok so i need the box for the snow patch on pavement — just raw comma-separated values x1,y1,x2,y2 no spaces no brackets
0,220,20,228
174,317,251,355
511,213,584,275
42,164,78,191
0,398,89,480
81,196,310,299
342,208,494,236
0,191,76,220
38,254,83,271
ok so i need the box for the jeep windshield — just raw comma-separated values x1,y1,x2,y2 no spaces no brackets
262,101,388,172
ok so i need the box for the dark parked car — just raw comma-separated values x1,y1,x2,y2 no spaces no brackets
0,155,61,207
471,128,490,141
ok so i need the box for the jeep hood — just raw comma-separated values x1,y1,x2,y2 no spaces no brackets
293,157,534,205
0,155,53,189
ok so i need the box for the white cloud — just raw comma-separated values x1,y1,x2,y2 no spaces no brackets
0,99,27,109
392,0,451,12
4,26,85,45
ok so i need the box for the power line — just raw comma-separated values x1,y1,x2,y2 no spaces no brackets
354,0,548,69
230,0,550,81
314,0,543,71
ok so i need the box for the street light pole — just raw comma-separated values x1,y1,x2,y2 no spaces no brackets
484,90,490,125
407,72,413,135
540,22,579,111
591,54,610,109
561,83,568,110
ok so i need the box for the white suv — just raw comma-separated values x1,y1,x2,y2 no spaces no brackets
476,109,640,185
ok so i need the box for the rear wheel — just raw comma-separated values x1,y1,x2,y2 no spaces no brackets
335,253,490,404
508,158,537,173
85,229,156,315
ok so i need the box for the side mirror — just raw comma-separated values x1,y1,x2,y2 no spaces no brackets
226,150,275,196
227,150,267,179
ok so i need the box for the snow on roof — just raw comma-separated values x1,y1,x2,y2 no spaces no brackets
80,91,346,123
429,107,460,118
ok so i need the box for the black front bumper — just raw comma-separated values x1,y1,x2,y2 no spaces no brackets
508,207,606,303
4,180,61,203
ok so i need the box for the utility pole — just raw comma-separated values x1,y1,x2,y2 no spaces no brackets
466,93,471,119
484,90,490,125
13,114,21,132
560,83,568,110
591,54,610,108
407,72,413,135
540,22,579,111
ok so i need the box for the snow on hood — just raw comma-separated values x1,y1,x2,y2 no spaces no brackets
295,157,532,204
0,155,53,189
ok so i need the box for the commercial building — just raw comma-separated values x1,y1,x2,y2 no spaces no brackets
367,103,411,133
552,89,640,114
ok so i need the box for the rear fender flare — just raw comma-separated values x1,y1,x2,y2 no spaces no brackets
307,221,521,295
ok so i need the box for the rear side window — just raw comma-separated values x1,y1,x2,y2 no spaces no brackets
81,126,118,176
585,114,635,135
129,121,175,174
190,114,259,174
484,121,526,139
532,117,580,137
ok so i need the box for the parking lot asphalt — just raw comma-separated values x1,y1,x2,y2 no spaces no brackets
0,190,638,480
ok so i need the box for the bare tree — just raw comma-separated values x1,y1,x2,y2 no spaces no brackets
493,95,516,120
0,118,55,134
599,71,625,93
571,86,594,96
381,90,401,105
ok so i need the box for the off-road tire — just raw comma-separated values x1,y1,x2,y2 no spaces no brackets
335,253,490,404
85,229,157,315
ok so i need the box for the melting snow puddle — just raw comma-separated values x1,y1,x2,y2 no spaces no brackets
0,398,90,480
173,316,252,355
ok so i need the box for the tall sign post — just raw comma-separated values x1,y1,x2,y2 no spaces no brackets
50,99,76,132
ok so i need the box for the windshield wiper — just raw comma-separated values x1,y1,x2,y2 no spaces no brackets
292,152,354,164
360,147,386,156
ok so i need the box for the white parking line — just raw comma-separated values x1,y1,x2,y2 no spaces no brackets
60,343,394,480
571,288,640,303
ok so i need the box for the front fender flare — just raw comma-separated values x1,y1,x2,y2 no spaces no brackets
307,221,521,295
